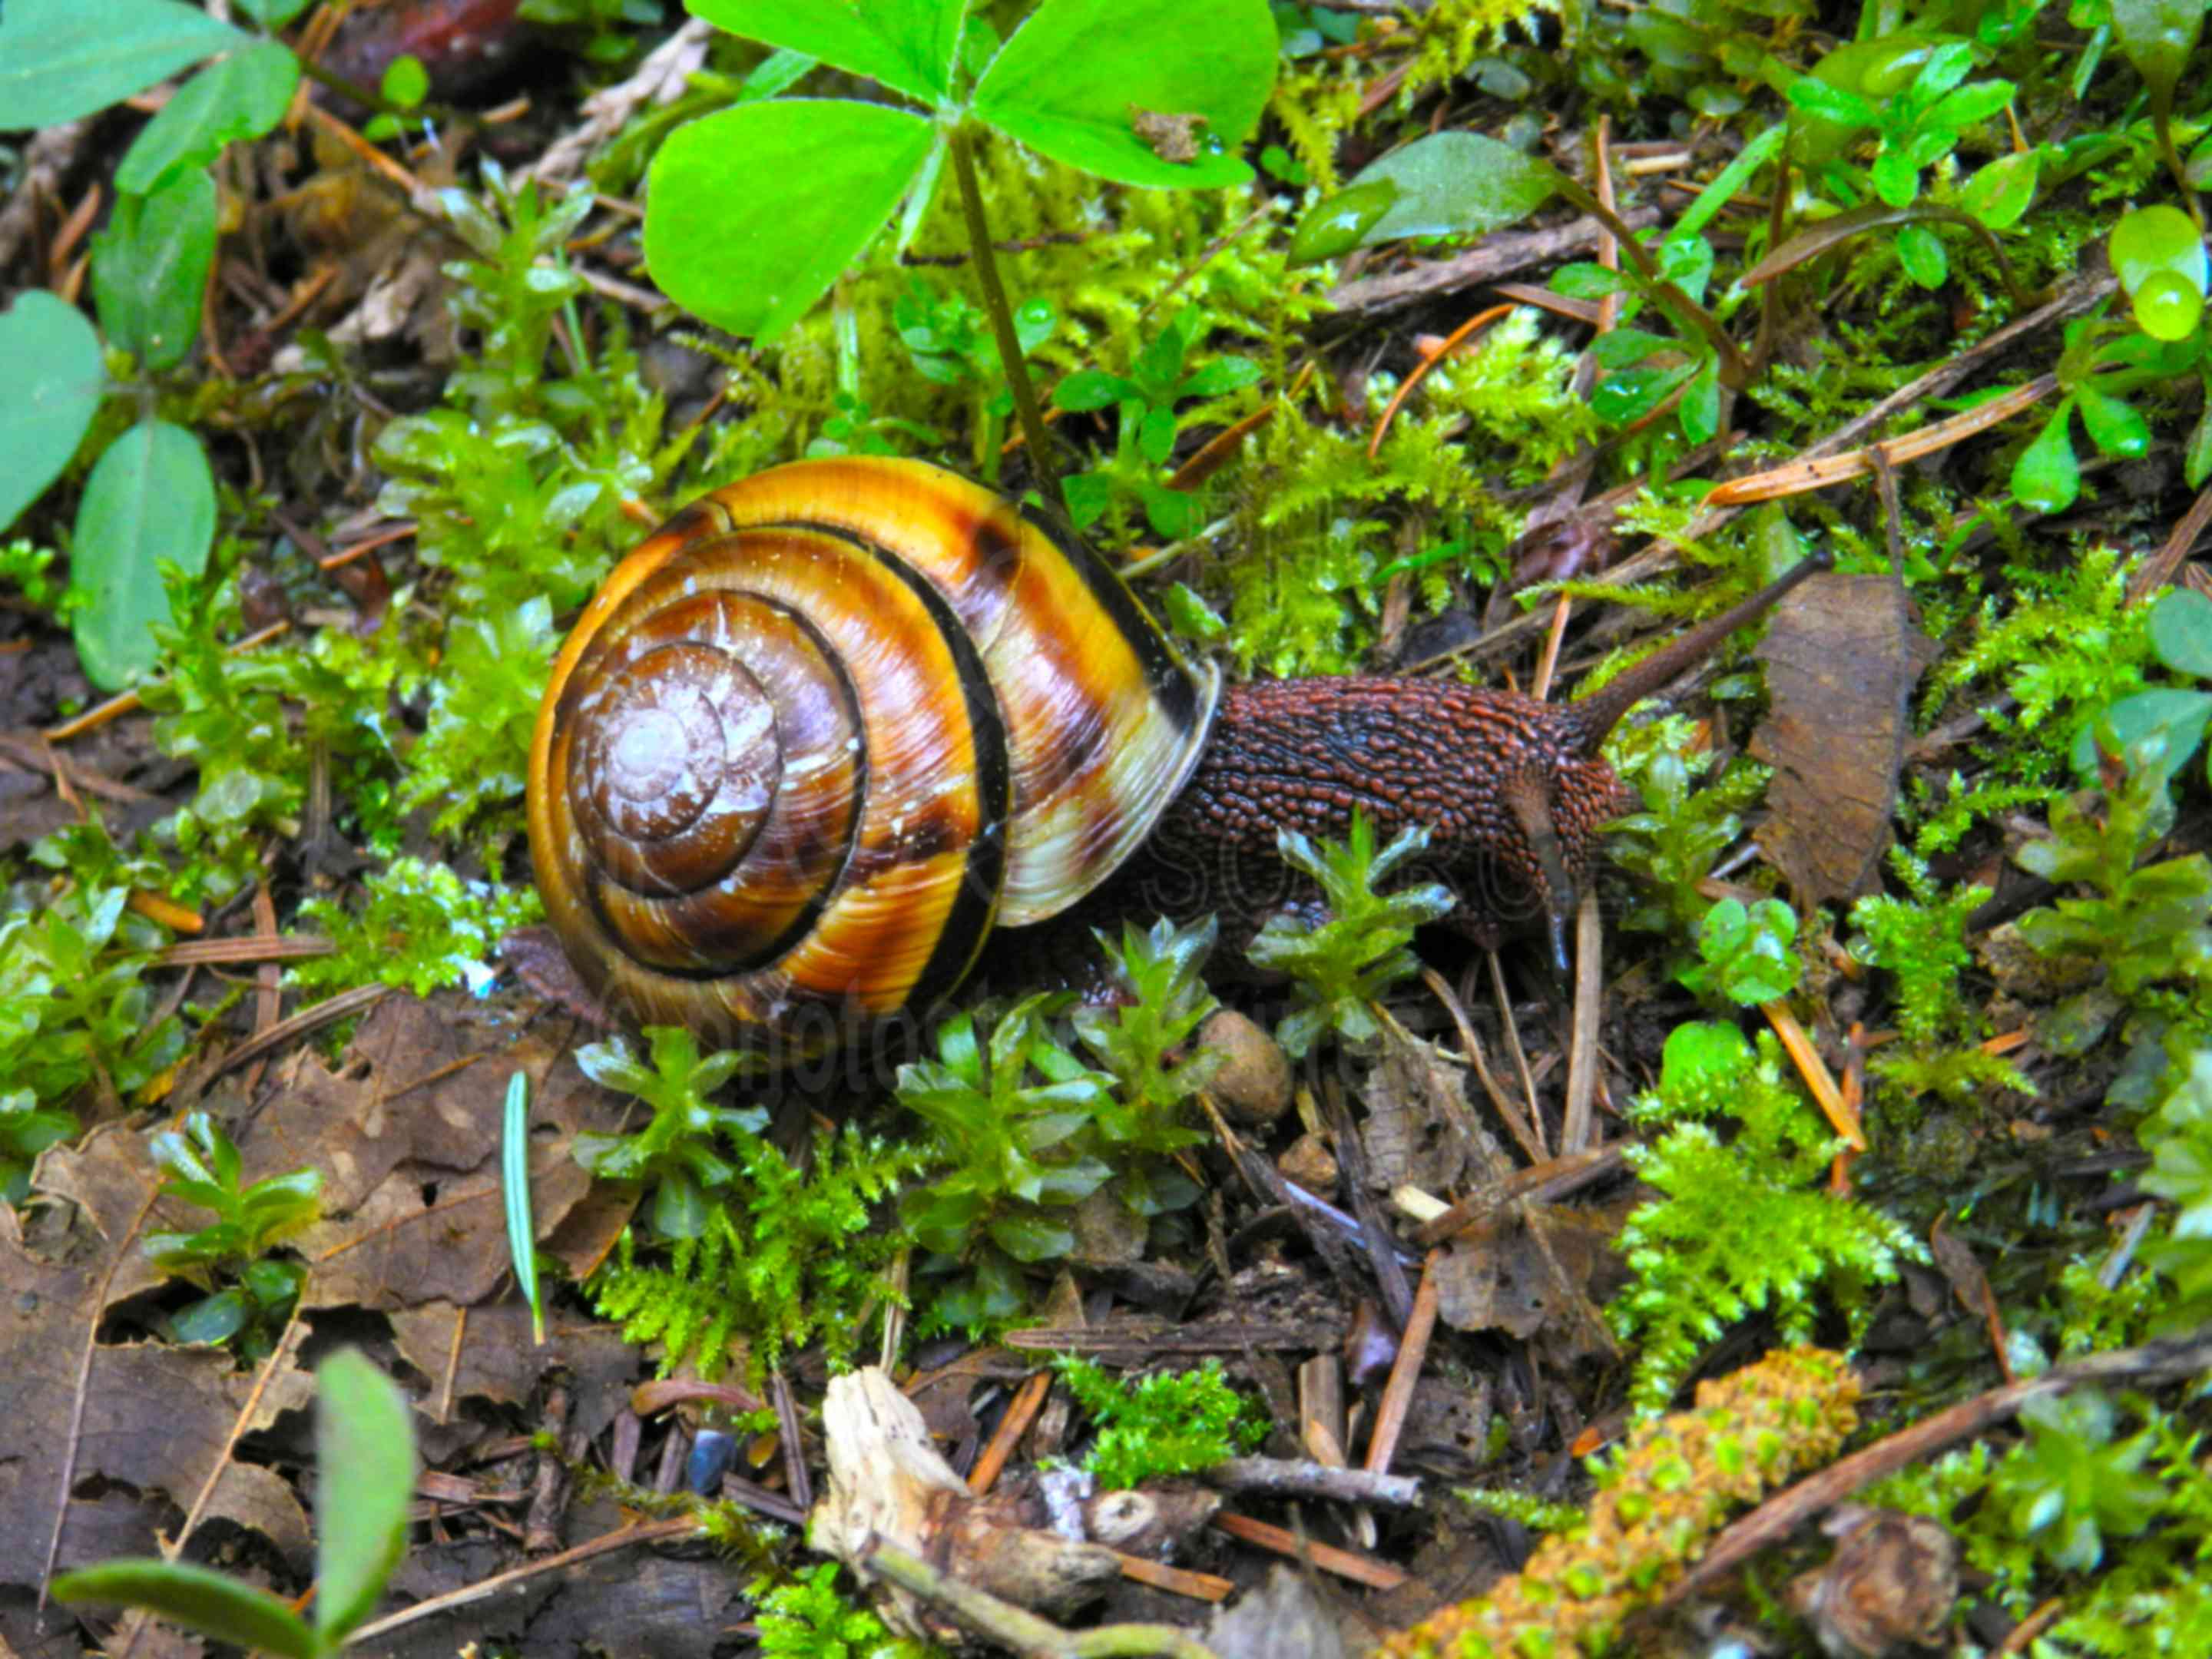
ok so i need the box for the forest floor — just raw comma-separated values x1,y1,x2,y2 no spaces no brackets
4,1,2211,1655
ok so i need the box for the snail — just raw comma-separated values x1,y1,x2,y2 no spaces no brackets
528,456,1825,1055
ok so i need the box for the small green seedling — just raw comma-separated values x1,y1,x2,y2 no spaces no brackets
1993,1388,2164,1574
2015,732,2212,1000
142,1111,323,1355
1071,914,1221,1154
1679,896,1800,1006
1247,811,1455,1058
52,1346,417,1657
2012,261,2210,515
898,993,1119,1329
1050,308,1263,536
570,1026,763,1240
1784,38,2015,213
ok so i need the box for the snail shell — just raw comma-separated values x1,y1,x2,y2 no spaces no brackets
527,457,1220,1049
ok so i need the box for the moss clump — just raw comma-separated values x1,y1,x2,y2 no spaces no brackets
1379,1347,1860,1658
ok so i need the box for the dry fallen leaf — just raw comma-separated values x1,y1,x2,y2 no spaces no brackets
1750,573,1938,905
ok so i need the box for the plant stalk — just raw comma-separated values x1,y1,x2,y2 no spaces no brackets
947,123,1061,508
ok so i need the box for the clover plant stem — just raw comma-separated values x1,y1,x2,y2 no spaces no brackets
947,122,1061,508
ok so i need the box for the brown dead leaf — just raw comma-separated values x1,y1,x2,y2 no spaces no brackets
1432,1204,1622,1342
1750,573,1937,905
260,995,609,1310
389,1301,638,1442
1361,1034,1475,1195
0,1230,316,1588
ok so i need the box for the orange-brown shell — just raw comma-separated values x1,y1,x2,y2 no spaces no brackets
527,457,1218,1053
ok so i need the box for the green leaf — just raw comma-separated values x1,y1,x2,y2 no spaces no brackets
2011,400,2080,515
1895,222,1948,289
2075,384,2151,458
2112,0,2205,111
1052,368,1141,412
116,41,300,196
1869,145,1921,207
1679,360,1721,446
988,1214,1075,1261
380,52,429,109
2070,688,2212,780
0,292,104,535
1659,1020,1755,1093
688,0,965,104
2133,269,2207,341
644,100,934,342
1286,177,1399,265
502,1071,542,1345
1923,78,2015,129
70,420,216,692
1588,328,1682,369
972,0,1276,189
313,1348,416,1645
2151,588,2212,677
1959,149,2040,229
91,170,217,371
2111,204,2210,300
1164,580,1226,640
1552,262,1629,298
169,1288,250,1346
1330,132,1558,244
1786,75,1881,128
1666,123,1785,247
0,0,249,129
50,1561,317,1659
1177,356,1263,398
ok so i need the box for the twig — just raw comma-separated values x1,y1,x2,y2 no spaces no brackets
344,1516,703,1644
1660,1324,2212,1610
2126,477,2212,604
200,983,389,1085
1210,1512,1410,1589
1330,210,1665,315
969,1370,1051,1495
1409,1145,1628,1247
1561,892,1604,1154
1488,953,1547,1158
1363,1250,1441,1477
1701,376,2057,506
1419,965,1545,1164
771,1366,813,1515
1202,1457,1422,1508
1763,1002,1864,1151
1111,1553,1235,1602
863,1536,1220,1657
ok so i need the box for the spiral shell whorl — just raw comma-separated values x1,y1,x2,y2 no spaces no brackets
528,458,1217,1052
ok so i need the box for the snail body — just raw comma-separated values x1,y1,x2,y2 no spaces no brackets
528,457,1823,1052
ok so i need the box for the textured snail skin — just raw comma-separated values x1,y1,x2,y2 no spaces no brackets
1141,676,1640,946
529,455,1826,1050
